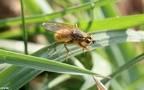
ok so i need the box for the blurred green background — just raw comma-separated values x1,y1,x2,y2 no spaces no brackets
0,0,144,90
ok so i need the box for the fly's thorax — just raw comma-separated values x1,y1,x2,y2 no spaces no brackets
72,29,88,40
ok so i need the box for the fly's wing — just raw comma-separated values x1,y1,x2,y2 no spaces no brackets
42,21,74,33
42,21,86,39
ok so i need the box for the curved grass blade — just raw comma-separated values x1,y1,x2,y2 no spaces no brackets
0,49,101,76
0,0,118,27
1,14,144,39
0,29,144,89
86,53,144,90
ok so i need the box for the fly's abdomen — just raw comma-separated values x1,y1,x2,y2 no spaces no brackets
54,33,71,42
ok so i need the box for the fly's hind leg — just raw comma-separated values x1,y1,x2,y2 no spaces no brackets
64,43,70,61
48,42,64,56
48,42,70,61
48,42,57,56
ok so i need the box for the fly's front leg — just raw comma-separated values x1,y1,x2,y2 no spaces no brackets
78,42,89,50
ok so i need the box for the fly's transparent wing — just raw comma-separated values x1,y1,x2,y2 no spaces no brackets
42,21,74,33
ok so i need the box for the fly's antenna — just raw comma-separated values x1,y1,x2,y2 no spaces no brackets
74,23,84,32
75,23,78,28
92,40,95,44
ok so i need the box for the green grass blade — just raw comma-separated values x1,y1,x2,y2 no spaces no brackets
101,1,118,17
20,0,28,54
0,65,41,87
109,53,144,79
23,0,42,14
124,73,144,90
0,29,143,89
79,14,144,31
1,14,144,39
0,49,100,76
87,53,144,90
0,0,118,28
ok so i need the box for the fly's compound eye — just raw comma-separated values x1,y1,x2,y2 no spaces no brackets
85,38,91,43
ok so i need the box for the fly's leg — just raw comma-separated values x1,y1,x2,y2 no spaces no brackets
48,42,70,61
48,42,57,56
78,42,89,50
82,49,85,55
64,43,70,61
48,42,67,55
48,42,64,56
78,42,89,55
